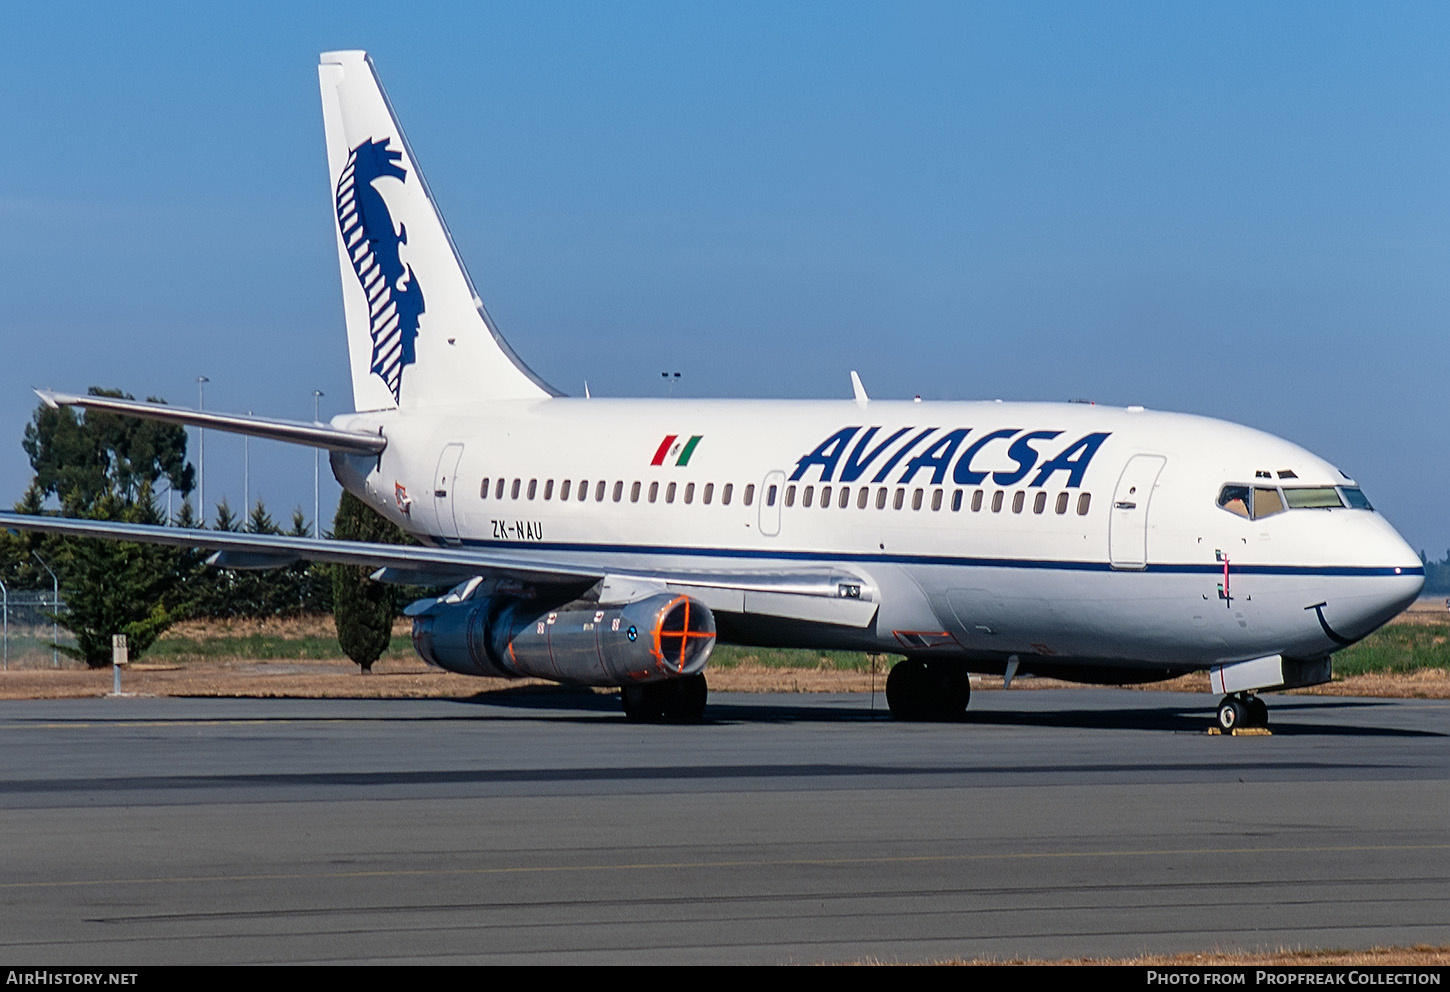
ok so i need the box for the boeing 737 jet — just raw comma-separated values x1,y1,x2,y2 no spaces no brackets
2,51,1424,728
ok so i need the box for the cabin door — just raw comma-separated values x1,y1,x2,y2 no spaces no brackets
433,443,465,544
1108,454,1166,569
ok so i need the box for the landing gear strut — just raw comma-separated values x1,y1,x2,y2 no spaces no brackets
1216,693,1269,731
886,659,971,721
621,674,709,723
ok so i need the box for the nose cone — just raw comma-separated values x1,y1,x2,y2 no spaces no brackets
1320,521,1424,645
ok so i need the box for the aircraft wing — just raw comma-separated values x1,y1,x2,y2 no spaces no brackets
0,513,879,627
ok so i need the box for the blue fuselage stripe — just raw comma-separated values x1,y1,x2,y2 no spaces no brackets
436,536,1422,579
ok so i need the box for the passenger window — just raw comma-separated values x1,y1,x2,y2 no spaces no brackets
480,479,490,499
821,485,832,508
1076,492,1091,515
630,481,641,503
496,479,506,500
858,488,869,509
1033,492,1046,514
802,485,814,508
1011,491,1025,513
703,483,714,504
839,487,850,509
991,491,1004,513
785,485,796,508
594,481,606,501
723,483,734,505
684,482,695,504
765,484,776,507
649,481,659,503
511,479,521,500
894,488,905,510
560,480,571,501
951,490,962,512
527,479,537,500
971,490,984,512
543,479,553,500
666,482,677,503
1056,492,1068,515
613,481,623,502
577,480,588,502
743,484,754,506
876,488,888,509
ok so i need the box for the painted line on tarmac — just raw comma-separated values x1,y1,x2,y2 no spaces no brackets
3,842,1448,891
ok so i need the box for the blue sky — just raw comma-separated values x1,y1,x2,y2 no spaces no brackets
4,2,1449,551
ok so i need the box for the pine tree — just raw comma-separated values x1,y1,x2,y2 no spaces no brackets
331,491,402,673
54,483,183,667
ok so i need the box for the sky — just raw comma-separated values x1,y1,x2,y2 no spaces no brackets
3,2,1449,551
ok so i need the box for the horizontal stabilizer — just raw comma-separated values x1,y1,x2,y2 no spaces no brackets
35,389,386,455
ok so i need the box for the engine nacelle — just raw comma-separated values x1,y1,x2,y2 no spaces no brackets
410,591,716,686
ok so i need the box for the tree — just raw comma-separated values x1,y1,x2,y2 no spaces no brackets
54,484,183,667
13,390,195,666
22,387,192,511
331,490,405,673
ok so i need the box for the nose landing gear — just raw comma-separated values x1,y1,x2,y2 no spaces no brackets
1216,693,1269,732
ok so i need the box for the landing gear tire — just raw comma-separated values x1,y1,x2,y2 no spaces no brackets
1247,695,1269,728
661,674,708,723
1217,693,1268,731
621,675,708,723
886,659,970,722
622,683,665,723
1217,697,1247,732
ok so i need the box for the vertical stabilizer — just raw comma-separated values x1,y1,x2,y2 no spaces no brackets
318,51,558,411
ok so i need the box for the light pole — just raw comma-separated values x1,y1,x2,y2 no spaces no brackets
313,390,324,537
243,411,251,518
196,376,209,525
31,551,58,668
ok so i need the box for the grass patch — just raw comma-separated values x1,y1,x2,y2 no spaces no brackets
708,645,893,671
1333,614,1450,676
148,630,414,663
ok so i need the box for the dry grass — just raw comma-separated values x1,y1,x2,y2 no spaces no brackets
4,600,1450,701
939,944,1450,966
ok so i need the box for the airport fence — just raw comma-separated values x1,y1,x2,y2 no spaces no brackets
0,591,73,670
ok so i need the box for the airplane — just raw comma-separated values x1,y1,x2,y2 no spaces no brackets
1,50,1423,729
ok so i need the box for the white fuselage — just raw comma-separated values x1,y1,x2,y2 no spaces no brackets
329,397,1424,677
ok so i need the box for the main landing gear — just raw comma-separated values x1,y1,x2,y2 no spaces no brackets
1216,693,1269,731
886,659,971,721
621,674,709,723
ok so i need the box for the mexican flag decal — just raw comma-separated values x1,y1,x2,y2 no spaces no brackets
651,434,703,467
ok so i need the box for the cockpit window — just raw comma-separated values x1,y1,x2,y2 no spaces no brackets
1219,482,1374,518
1340,487,1373,510
1216,484,1285,519
1283,487,1344,509
1252,487,1285,518
1217,485,1251,518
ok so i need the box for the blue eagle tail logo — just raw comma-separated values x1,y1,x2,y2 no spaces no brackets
335,138,426,403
